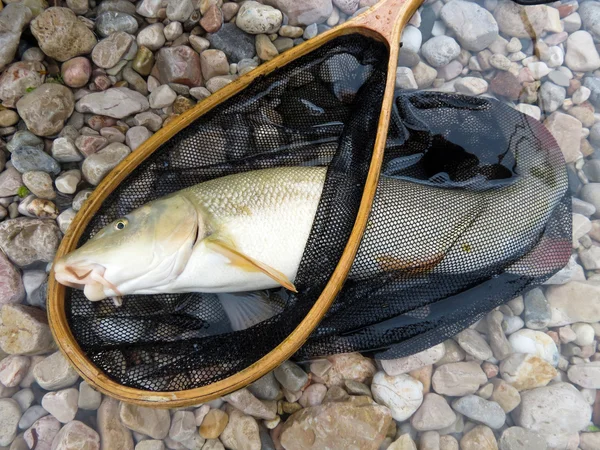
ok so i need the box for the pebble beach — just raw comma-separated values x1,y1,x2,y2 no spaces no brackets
0,0,599,449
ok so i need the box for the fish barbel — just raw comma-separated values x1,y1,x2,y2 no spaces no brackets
54,162,564,329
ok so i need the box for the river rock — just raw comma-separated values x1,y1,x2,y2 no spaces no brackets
545,281,600,325
544,112,583,164
459,425,497,450
513,383,591,436
0,398,20,446
565,31,600,73
52,420,100,450
0,250,24,305
97,397,133,450
410,393,456,431
155,46,203,87
0,356,29,387
125,126,151,151
262,0,333,26
371,372,423,421
199,409,228,440
451,395,506,430
500,353,556,391
0,218,61,267
273,361,308,392
567,362,600,389
508,330,558,366
236,2,282,35
319,353,376,387
30,7,97,61
120,403,170,439
96,11,138,37
440,0,498,51
455,329,493,361
33,351,79,390
421,36,460,68
19,405,48,430
580,1,600,40
223,389,276,420
280,401,391,450
136,23,165,52
539,81,565,113
78,381,101,411
92,32,134,69
41,388,78,423
380,343,445,376
499,427,545,450
76,88,149,119
22,171,54,200
493,0,548,38
432,361,487,396
24,415,61,450
219,408,260,450
0,4,33,71
0,61,46,107
0,304,54,355
0,168,22,198
16,83,74,136
522,288,551,330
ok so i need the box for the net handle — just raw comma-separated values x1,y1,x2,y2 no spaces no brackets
47,0,424,407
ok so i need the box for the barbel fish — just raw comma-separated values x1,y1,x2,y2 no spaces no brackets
54,157,565,330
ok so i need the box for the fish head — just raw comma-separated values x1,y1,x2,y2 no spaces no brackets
54,194,200,302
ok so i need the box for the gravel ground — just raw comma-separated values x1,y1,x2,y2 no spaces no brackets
0,0,599,449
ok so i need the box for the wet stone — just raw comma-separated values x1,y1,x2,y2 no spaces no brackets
0,304,55,355
77,381,101,411
522,288,551,330
274,361,308,392
96,11,139,38
169,411,195,443
92,32,134,69
11,148,60,175
24,415,61,450
380,343,445,376
455,329,493,361
136,23,165,52
156,46,203,87
16,83,74,137
371,372,423,422
18,405,48,430
451,395,506,430
0,61,46,107
76,88,149,119
207,23,256,63
199,409,228,440
460,425,497,450
0,356,30,387
432,362,487,396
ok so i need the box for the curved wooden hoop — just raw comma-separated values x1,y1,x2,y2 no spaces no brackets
47,0,423,407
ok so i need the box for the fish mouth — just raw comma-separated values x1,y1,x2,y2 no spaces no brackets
54,260,123,302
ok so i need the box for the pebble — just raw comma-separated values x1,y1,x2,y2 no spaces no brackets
120,403,170,440
455,77,488,96
125,126,152,151
440,0,498,52
136,442,165,450
220,408,261,450
500,353,557,391
199,409,229,440
274,361,308,392
499,427,545,450
256,34,279,61
96,11,139,37
236,2,282,35
566,30,600,72
432,362,487,396
156,46,203,87
490,379,521,413
164,22,182,41
97,397,134,450
22,171,55,200
410,393,456,431
11,147,61,175
0,398,20,446
572,322,595,346
320,353,376,387
580,0,600,40
12,388,33,411
544,112,583,164
279,401,391,450
76,88,149,119
263,0,332,27
149,85,176,109
539,81,566,113
0,356,29,387
546,281,600,325
451,395,505,430
33,351,78,390
0,61,45,107
494,1,548,38
207,23,256,63
77,381,101,410
30,7,97,61
51,137,82,163
298,383,326,407
421,36,460,68
0,4,31,71
508,329,559,366
371,372,423,421
166,0,194,22
248,372,281,401
0,218,61,268
16,83,74,137
223,388,276,420
567,361,600,388
61,57,92,89
581,433,600,450
55,170,81,195
18,405,48,430
412,62,438,89
168,410,195,443
380,344,445,376
52,420,100,450
0,250,24,307
24,415,61,450
82,142,131,185
137,23,166,52
460,425,497,450
41,388,78,423
92,32,134,69
455,329,493,361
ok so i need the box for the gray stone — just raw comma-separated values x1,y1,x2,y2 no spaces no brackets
92,32,135,69
18,405,48,430
207,23,256,63
169,411,195,443
0,251,24,306
22,171,55,200
421,36,460,68
125,126,152,151
24,415,61,450
98,397,134,450
580,184,600,215
499,427,545,450
11,148,60,175
0,4,32,71
149,85,176,109
51,137,82,163
274,361,308,392
580,1,600,40
41,388,78,423
432,362,487,396
120,403,170,439
0,356,29,387
486,311,512,360
166,0,194,22
493,0,548,38
133,112,162,132
96,11,139,37
565,31,600,73
440,0,498,52
76,88,149,119
0,168,23,197
136,0,162,18
16,84,74,137
7,131,43,154
82,142,131,185
454,329,492,361
78,381,101,411
522,288,551,330
136,23,165,52
0,399,20,446
248,372,281,401
262,0,332,26
567,362,600,389
12,389,33,411
0,219,61,268
451,395,506,430
0,61,46,107
236,2,282,35
584,76,600,109
223,388,276,420
381,343,445,376
410,393,456,431
539,81,565,113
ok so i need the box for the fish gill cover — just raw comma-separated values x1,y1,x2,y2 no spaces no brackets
65,34,571,392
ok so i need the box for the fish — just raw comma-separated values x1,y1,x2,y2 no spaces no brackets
54,156,565,330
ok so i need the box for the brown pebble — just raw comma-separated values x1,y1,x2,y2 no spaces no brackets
201,5,223,33
199,409,229,440
490,72,522,101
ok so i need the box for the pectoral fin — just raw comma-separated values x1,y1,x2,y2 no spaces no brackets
206,238,298,293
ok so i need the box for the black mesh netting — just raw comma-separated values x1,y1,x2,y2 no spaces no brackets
65,33,571,392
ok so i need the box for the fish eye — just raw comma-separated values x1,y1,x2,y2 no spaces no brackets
115,219,128,230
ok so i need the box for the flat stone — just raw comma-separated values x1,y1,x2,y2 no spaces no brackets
490,71,521,100
568,362,600,389
82,142,131,185
319,353,376,387
371,372,423,421
32,352,79,393
223,388,276,420
0,61,46,107
0,398,20,446
0,4,32,71
499,427,545,450
166,0,194,22
410,393,456,431
280,401,391,450
544,112,582,164
522,288,551,329
97,397,133,450
486,311,512,361
455,329,492,361
206,23,256,63
30,7,97,61
120,403,170,439
299,383,327,407
76,88,149,119
500,353,556,391
513,382,591,436
440,0,498,51
78,381,101,411
95,11,138,37
136,441,165,450
432,361,487,396
274,361,308,392
452,395,505,430
16,83,74,137
0,304,55,355
0,356,29,387
41,388,78,423
12,388,34,411
565,31,600,73
92,32,134,69
380,343,445,376
460,425,497,450
52,420,100,450
546,281,600,325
